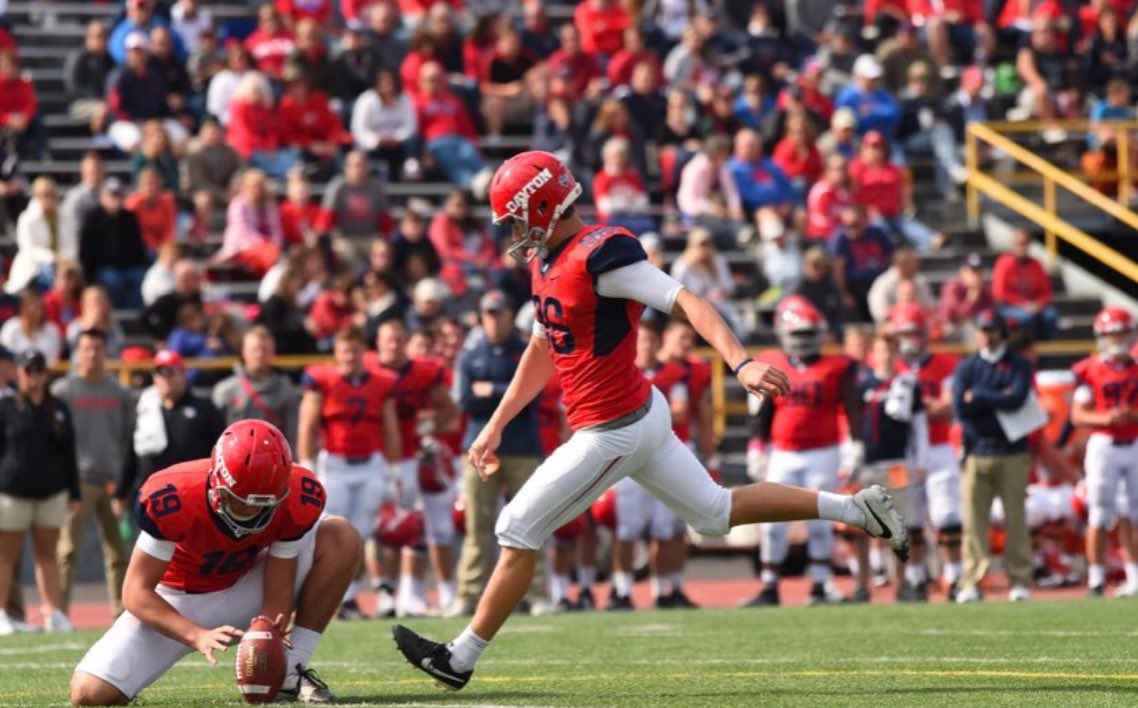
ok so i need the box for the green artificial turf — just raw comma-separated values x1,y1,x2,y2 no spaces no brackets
5,600,1138,706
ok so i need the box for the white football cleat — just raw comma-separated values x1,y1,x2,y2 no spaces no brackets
1008,585,1031,602
0,611,15,636
44,610,74,633
955,586,983,604
852,485,911,562
1113,582,1138,598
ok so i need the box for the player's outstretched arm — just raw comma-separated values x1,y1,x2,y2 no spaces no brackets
469,335,555,478
122,546,243,665
672,289,789,400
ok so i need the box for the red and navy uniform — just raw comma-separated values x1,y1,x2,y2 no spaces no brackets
302,365,397,458
365,354,446,458
758,351,855,451
1072,355,1138,441
530,225,652,430
646,361,692,442
135,461,325,593
898,353,958,446
857,370,924,464
536,373,565,457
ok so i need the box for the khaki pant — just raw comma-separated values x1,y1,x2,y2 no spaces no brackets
58,483,126,615
961,453,1032,591
457,455,545,605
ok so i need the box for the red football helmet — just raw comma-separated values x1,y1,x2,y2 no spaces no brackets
889,302,929,357
590,488,616,529
417,437,457,494
775,295,826,358
1094,307,1135,358
375,503,424,547
490,150,582,263
207,420,293,538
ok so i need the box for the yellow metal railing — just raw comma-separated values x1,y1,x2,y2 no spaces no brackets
965,120,1138,271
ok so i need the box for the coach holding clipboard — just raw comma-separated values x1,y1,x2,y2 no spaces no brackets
952,309,1039,604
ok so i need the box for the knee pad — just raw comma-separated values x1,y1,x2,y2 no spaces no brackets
761,523,789,564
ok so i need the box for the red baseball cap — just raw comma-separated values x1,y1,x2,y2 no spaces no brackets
153,350,185,370
863,130,887,146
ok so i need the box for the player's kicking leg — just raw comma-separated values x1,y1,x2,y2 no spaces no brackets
392,389,909,691
69,518,359,706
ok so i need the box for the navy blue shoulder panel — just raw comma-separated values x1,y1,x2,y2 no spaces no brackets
585,234,647,275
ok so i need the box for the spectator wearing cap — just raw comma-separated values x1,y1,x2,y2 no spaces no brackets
9,178,71,295
66,285,125,358
593,137,654,234
321,149,392,259
546,24,602,103
835,55,902,143
170,0,214,55
849,131,944,252
212,325,300,446
829,204,895,323
413,62,492,195
406,277,449,331
0,349,79,635
866,247,937,323
125,166,178,254
351,68,420,181
771,111,823,203
728,128,794,217
244,4,295,81
64,20,115,136
50,328,133,618
429,188,495,278
805,153,851,242
991,228,1059,341
60,153,105,255
793,245,847,337
183,118,241,239
608,27,663,91
938,252,994,338
143,258,203,340
332,20,384,120
109,0,187,65
121,350,225,500
278,69,347,176
454,289,544,614
816,106,860,160
78,178,149,309
897,62,966,199
107,33,189,154
952,309,1035,603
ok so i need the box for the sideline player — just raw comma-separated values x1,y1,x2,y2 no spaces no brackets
393,151,909,690
744,295,864,606
69,421,360,705
1071,307,1138,597
891,303,965,598
298,325,401,618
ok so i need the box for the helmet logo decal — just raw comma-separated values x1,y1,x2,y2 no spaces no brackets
505,168,552,214
217,455,237,486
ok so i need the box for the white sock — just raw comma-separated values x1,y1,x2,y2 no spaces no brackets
760,568,779,585
343,581,359,603
650,575,666,599
905,562,927,586
551,574,570,604
612,571,633,597
809,563,830,584
869,546,885,574
437,580,456,610
397,574,425,612
1089,564,1106,588
286,626,322,671
667,571,684,592
944,561,962,584
579,565,596,589
447,626,488,672
1127,563,1138,587
817,491,865,527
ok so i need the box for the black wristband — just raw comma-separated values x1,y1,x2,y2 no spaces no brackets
732,357,755,376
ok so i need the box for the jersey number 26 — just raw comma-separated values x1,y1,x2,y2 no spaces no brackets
532,296,575,354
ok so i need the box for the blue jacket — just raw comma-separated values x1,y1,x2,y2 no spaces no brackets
952,349,1035,455
727,156,793,211
457,332,540,456
109,18,187,65
834,85,901,137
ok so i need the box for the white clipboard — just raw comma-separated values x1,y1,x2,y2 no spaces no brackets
995,390,1049,443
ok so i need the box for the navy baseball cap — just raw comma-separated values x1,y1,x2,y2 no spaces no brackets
974,308,1007,334
17,349,46,371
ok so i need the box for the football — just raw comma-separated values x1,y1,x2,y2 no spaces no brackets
234,616,287,704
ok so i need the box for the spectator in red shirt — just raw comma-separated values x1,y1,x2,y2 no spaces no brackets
124,167,177,252
479,25,537,138
771,111,823,202
849,131,943,251
280,167,323,246
0,51,45,158
805,153,852,242
910,0,994,70
227,74,300,179
275,0,334,30
414,62,491,195
546,24,602,103
992,227,1059,340
429,188,496,278
306,273,357,346
593,137,654,232
574,0,630,58
607,26,664,90
278,69,345,175
244,4,295,80
463,14,505,81
938,252,995,338
43,262,84,332
401,29,442,98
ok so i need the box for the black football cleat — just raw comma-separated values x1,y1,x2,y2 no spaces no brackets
654,592,675,609
1088,584,1105,598
574,587,597,611
392,625,473,691
606,591,635,611
669,589,699,608
739,584,780,607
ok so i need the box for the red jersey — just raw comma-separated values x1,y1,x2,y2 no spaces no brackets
574,1,631,56
302,365,397,458
365,355,447,458
898,352,959,446
1072,355,1138,441
530,225,652,430
646,360,692,442
759,351,854,451
136,461,325,593
278,90,343,149
849,158,904,217
243,29,295,78
536,373,565,457
805,180,850,240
